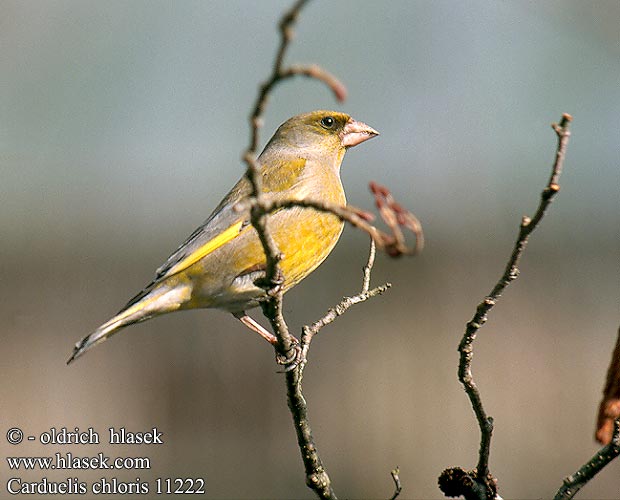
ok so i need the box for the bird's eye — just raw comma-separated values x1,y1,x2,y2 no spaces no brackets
320,116,335,129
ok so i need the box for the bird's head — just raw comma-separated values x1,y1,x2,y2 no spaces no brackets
266,110,379,157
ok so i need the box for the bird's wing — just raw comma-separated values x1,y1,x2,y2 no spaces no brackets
155,176,252,280
120,156,307,312
153,156,308,280
120,176,252,311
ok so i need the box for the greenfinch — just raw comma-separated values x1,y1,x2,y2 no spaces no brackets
68,110,378,363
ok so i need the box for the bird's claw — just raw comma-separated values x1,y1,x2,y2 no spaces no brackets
266,282,283,298
276,342,306,372
266,268,285,297
255,266,285,298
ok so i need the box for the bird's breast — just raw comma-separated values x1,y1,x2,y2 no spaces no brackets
183,166,346,311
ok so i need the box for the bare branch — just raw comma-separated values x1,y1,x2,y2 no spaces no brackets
282,64,347,102
300,239,391,355
554,418,620,500
388,467,403,500
449,114,573,499
245,0,345,157
285,366,336,499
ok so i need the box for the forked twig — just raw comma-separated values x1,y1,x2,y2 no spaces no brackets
440,114,572,500
248,182,423,258
245,0,345,155
300,239,391,357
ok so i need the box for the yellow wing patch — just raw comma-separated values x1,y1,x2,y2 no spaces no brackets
165,220,245,277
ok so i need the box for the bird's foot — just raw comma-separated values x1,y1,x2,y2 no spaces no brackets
255,266,285,298
276,342,306,372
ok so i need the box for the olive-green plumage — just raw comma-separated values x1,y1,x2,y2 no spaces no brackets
68,110,378,363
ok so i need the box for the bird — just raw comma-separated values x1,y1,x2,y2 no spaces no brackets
67,110,379,364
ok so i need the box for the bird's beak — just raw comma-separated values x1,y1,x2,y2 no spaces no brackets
341,118,379,148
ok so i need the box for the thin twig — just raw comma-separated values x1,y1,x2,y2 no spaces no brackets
248,182,424,258
451,114,572,499
300,239,391,355
282,64,347,102
388,467,403,500
245,0,345,156
553,418,620,500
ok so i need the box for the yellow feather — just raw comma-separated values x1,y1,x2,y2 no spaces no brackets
166,220,246,277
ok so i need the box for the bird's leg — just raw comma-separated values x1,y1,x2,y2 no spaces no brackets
233,312,278,345
232,312,303,370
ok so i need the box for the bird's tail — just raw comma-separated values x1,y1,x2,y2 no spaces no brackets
67,283,190,365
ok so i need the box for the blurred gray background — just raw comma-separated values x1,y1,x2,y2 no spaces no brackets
2,1,619,498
